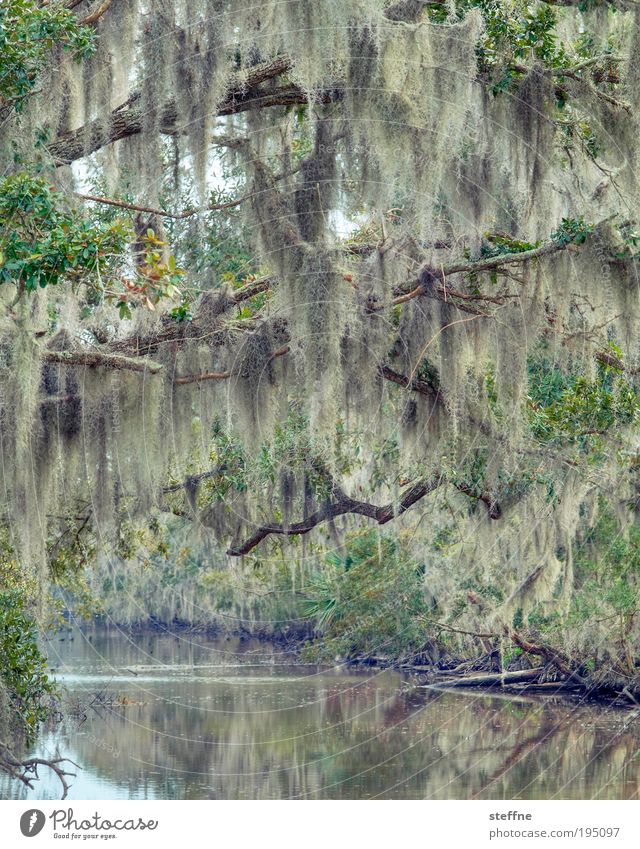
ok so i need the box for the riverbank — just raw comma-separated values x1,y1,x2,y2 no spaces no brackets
57,616,640,709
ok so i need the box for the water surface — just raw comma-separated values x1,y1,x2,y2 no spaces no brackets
1,626,638,800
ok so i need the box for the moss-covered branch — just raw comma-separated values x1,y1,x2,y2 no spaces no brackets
42,349,164,374
227,474,502,556
47,57,304,165
227,478,443,556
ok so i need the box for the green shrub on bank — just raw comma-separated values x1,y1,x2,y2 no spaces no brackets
301,530,429,662
0,530,55,735
0,589,54,734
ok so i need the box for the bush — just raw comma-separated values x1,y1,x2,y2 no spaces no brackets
301,529,429,662
0,589,54,734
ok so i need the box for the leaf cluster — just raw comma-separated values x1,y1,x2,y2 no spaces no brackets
0,0,95,111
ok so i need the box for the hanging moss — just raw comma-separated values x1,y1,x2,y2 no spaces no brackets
1,0,639,664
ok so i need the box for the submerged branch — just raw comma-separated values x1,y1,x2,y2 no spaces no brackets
0,742,78,800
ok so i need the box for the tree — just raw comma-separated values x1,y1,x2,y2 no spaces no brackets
0,0,639,694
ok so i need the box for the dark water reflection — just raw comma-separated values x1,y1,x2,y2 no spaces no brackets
1,626,639,799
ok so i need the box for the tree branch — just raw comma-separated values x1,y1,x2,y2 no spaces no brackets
80,0,114,25
389,239,573,311
378,364,441,401
42,349,164,374
173,368,231,385
0,742,78,800
75,191,249,219
162,467,224,494
226,477,442,556
173,345,289,385
47,58,325,165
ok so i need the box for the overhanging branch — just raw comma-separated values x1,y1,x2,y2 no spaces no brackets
0,741,78,801
226,477,442,556
226,475,503,556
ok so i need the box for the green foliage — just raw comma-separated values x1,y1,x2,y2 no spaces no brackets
0,0,95,112
574,507,640,616
0,173,129,293
0,589,54,733
428,0,566,92
481,232,539,260
301,530,429,662
0,175,186,317
551,217,593,246
615,221,640,260
48,516,101,620
527,350,639,446
198,409,352,507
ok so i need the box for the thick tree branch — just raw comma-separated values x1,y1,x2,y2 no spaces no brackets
595,350,640,374
47,58,329,165
80,0,114,25
227,478,442,556
42,349,164,374
378,364,441,401
226,473,502,556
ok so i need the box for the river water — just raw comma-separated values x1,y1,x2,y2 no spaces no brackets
1,626,639,800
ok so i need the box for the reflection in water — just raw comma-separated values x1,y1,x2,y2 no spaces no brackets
1,627,638,800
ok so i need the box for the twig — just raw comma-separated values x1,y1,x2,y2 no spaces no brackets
75,192,249,220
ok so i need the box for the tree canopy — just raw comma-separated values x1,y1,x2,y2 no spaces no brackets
0,0,639,709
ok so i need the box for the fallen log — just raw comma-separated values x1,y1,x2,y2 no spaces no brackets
424,667,544,688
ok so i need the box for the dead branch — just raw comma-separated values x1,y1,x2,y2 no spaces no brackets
507,629,588,686
0,741,78,800
427,667,545,688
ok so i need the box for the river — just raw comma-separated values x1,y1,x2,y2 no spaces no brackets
1,625,638,800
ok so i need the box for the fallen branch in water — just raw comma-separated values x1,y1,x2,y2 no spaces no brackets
426,667,545,688
0,741,79,800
